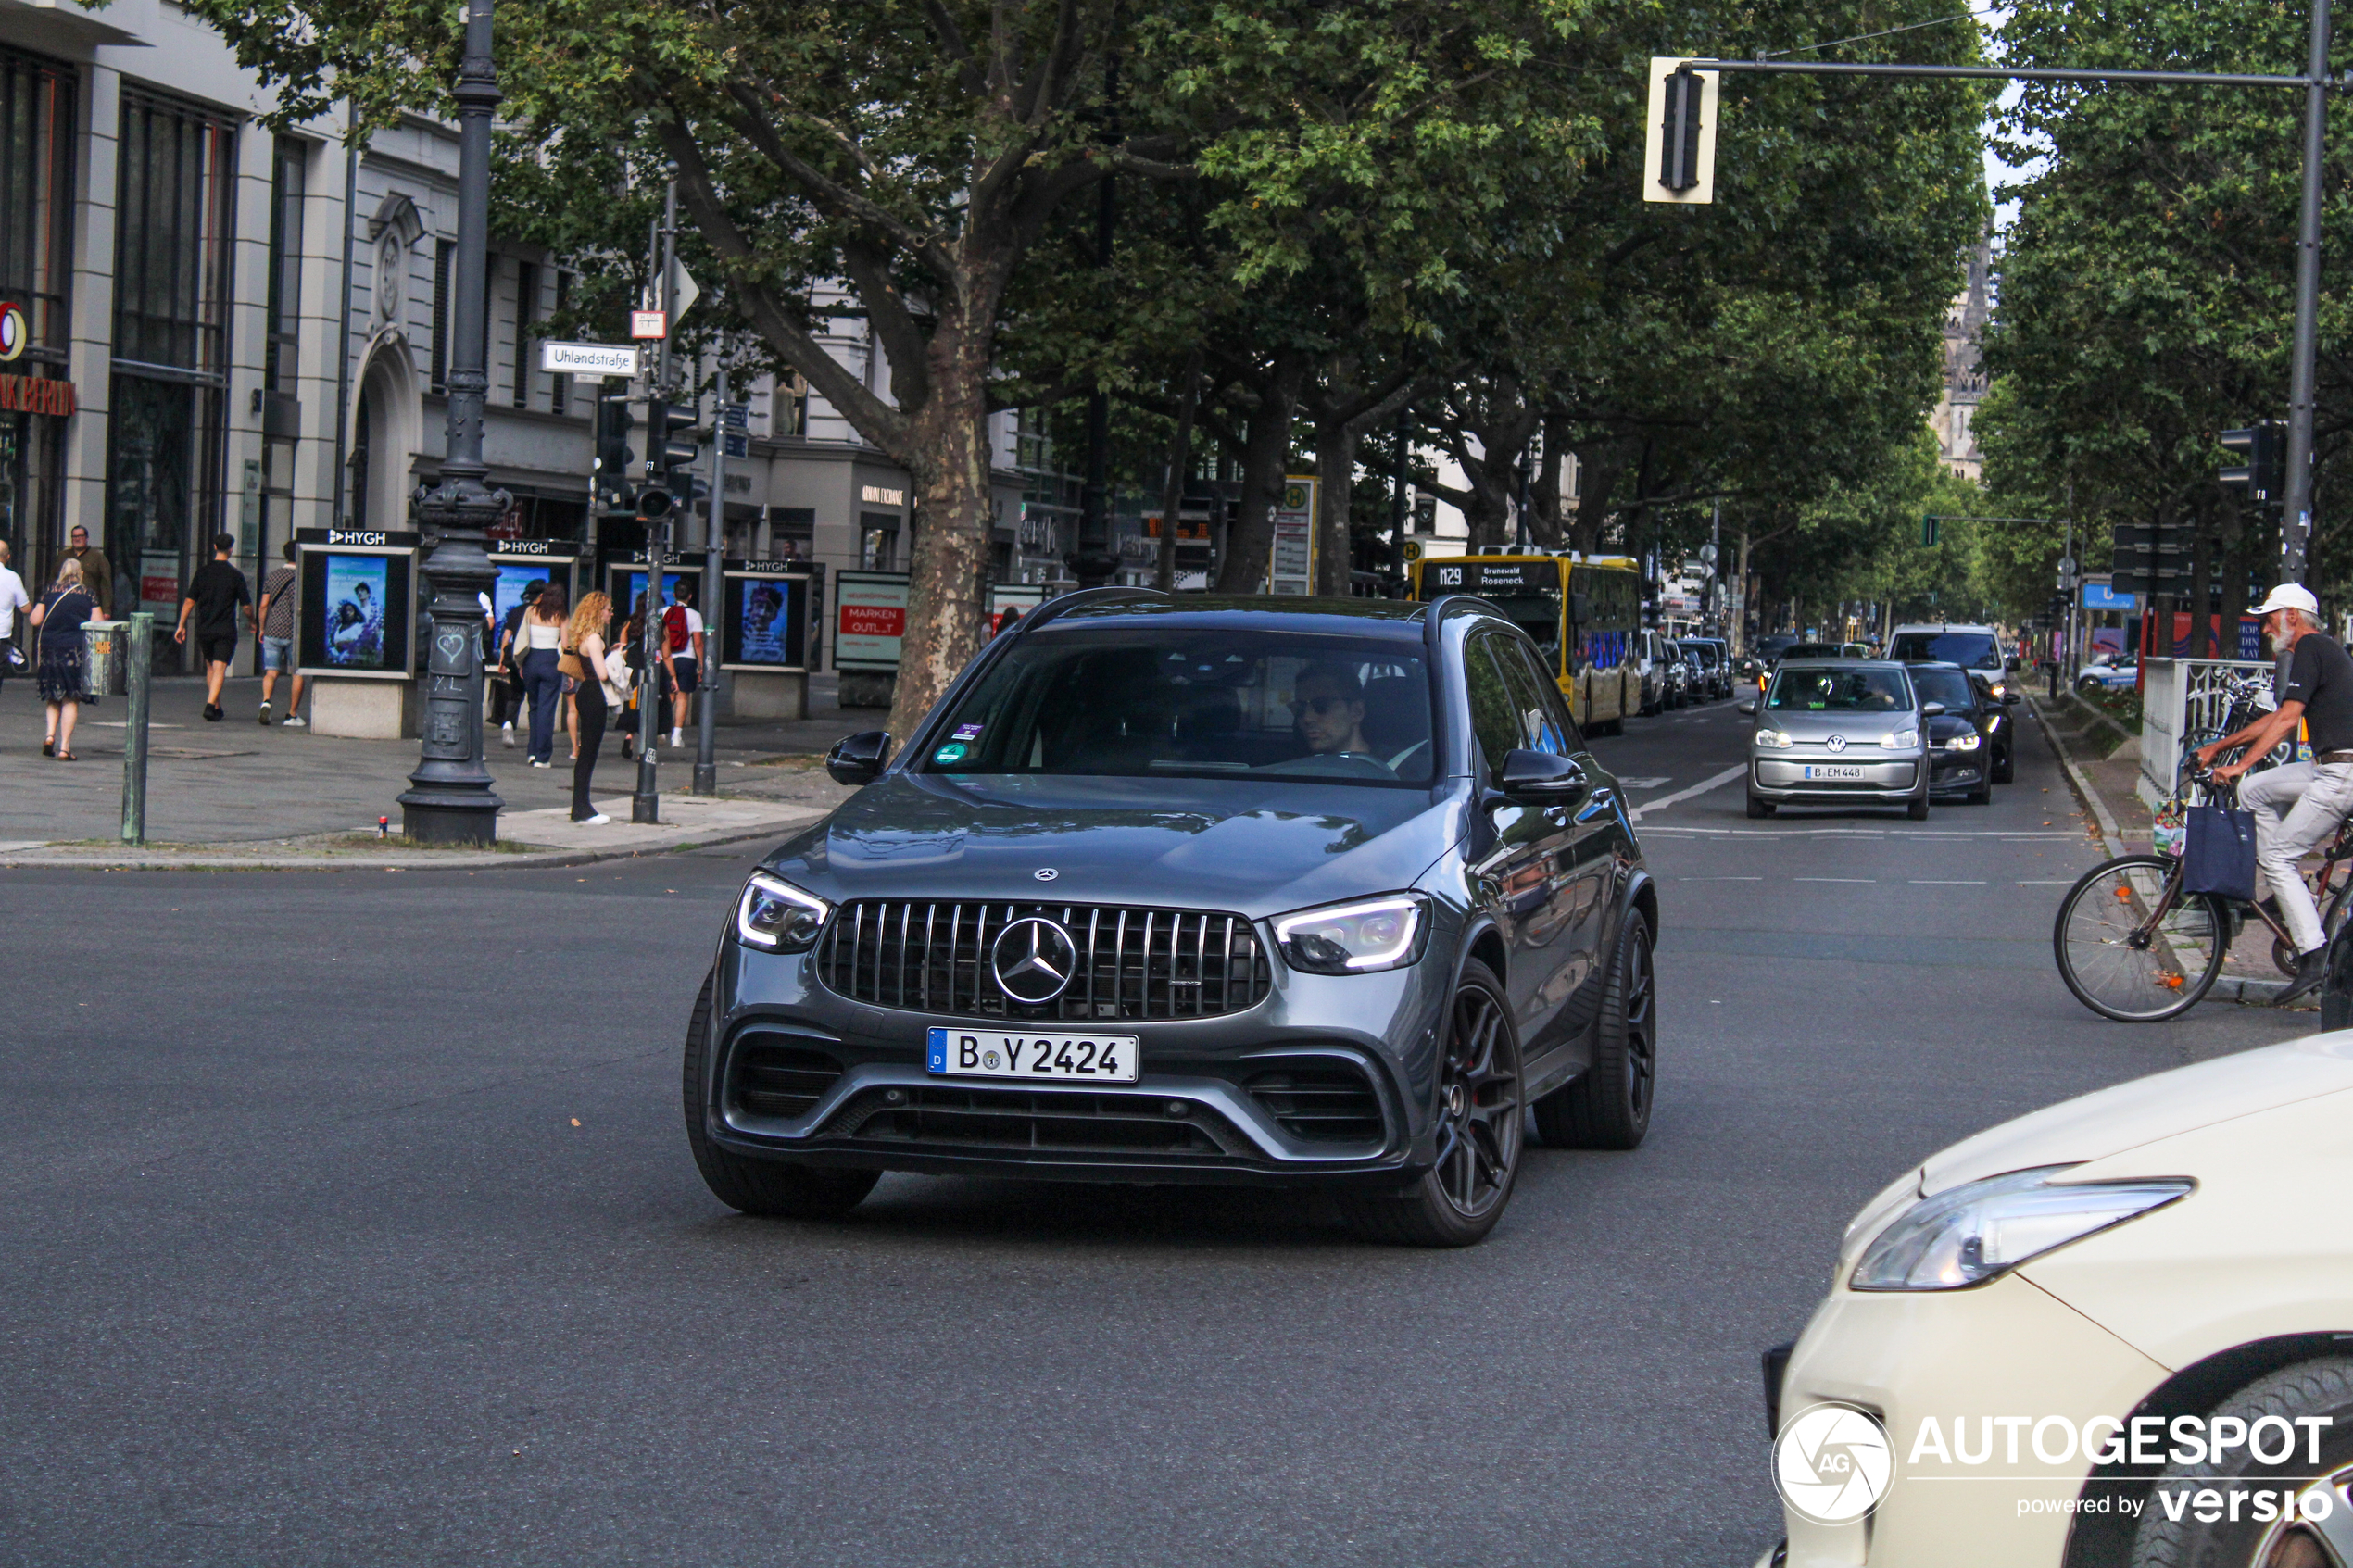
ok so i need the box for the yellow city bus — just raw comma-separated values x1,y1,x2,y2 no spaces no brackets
1407,552,1645,735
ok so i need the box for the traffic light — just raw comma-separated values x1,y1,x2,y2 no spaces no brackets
592,385,635,514
635,396,701,521
1643,59,1718,204
2220,421,2286,511
1921,514,1939,547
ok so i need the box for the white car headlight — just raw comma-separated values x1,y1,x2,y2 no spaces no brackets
736,871,831,952
1850,1166,2193,1291
1881,728,1920,749
1943,732,1982,752
1272,894,1429,974
1755,728,1794,749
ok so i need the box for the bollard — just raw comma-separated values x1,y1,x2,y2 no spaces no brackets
120,613,152,845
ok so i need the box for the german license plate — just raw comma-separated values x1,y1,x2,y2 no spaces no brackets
926,1027,1140,1083
1803,764,1864,781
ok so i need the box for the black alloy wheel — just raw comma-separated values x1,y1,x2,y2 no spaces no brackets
1339,959,1523,1247
1536,910,1655,1149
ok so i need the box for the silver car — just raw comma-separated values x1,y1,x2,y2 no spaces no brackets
1735,659,1939,821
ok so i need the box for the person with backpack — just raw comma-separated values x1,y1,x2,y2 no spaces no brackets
662,583,705,748
491,580,543,747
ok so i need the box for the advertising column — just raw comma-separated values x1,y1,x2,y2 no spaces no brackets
294,526,421,737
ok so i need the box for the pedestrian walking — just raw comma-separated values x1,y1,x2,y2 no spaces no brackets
173,533,252,721
255,538,307,727
565,591,616,824
60,524,113,617
0,540,30,693
619,592,673,762
491,580,542,747
515,584,568,767
30,557,96,759
663,584,705,748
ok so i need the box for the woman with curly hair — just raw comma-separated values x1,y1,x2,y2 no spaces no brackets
564,591,617,825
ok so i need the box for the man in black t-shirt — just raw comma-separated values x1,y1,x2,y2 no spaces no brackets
173,533,253,722
2196,583,2353,1001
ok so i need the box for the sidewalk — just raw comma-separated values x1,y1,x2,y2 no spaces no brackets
0,670,869,870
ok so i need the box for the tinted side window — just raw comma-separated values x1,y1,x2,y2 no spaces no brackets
1465,633,1523,774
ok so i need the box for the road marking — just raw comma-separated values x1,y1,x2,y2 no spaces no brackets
1627,764,1746,821
1794,877,1876,883
2017,879,2077,884
1618,776,1671,789
1909,879,1987,884
1679,875,1764,881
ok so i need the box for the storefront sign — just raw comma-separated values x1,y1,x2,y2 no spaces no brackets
0,372,76,416
860,484,905,507
0,303,25,361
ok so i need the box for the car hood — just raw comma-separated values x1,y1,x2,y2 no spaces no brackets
1919,1035,2353,1196
761,771,1466,918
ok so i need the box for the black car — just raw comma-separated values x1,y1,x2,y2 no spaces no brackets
1678,637,1730,699
1970,671,2018,783
686,592,1661,1247
1909,661,2000,804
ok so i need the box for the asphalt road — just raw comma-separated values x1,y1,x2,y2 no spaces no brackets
0,697,2309,1568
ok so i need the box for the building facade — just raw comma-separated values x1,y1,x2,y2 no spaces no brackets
1931,235,1993,481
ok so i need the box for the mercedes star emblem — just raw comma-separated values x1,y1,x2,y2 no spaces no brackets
992,917,1079,1005
1034,868,1059,882
1825,734,1847,753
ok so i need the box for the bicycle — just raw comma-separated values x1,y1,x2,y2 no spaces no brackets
2053,762,2353,1022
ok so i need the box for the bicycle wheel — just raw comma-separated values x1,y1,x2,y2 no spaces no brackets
2053,855,2231,1022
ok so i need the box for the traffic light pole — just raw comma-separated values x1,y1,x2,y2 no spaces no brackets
634,180,677,825
694,362,725,797
1674,35,2333,579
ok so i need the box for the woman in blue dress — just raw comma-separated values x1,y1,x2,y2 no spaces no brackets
30,556,96,759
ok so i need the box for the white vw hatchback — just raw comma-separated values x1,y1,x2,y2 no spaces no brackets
1760,1034,2353,1568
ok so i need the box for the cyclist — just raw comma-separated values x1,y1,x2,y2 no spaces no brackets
2196,583,2353,1003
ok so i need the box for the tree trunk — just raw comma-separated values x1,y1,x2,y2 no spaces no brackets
1527,410,1567,549
1735,522,1752,656
1314,421,1359,595
885,328,994,742
1214,350,1306,594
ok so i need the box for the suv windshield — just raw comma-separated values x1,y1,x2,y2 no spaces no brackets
1891,630,2001,670
1767,666,1914,712
921,628,1437,785
1909,667,1976,710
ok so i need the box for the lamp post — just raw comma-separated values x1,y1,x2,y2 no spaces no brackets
395,0,508,844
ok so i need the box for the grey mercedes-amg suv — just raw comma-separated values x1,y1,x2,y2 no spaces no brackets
686,591,1660,1246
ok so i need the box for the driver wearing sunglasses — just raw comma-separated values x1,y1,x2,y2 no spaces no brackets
1290,664,1373,758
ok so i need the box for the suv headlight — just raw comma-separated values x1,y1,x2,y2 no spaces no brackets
1755,727,1794,749
1849,1166,2193,1291
736,871,830,952
1943,732,1982,752
1881,727,1920,749
1272,894,1429,974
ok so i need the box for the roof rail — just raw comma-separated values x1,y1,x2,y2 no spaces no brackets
1015,585,1168,635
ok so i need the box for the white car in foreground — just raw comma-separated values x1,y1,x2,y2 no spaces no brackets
1759,1035,2353,1568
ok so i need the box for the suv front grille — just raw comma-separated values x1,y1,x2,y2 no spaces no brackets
729,1035,844,1119
815,900,1269,1021
1247,1065,1384,1143
841,1085,1252,1158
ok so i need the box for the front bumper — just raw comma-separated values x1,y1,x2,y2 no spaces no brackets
695,935,1455,1185
1768,1275,2170,1567
1751,756,1924,804
1928,752,1985,795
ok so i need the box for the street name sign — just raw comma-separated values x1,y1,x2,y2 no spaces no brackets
540,341,642,377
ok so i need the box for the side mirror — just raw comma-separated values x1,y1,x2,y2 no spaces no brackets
2006,656,2021,672
1736,696,1756,715
825,730,894,785
2003,691,2021,707
1568,592,1592,624
1921,701,1947,718
1497,748,1588,798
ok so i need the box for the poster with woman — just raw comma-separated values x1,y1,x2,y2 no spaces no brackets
325,555,388,668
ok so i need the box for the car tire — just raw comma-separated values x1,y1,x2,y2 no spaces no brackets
1534,911,1655,1150
683,970,881,1220
1968,776,1992,805
2130,1356,2353,1568
1338,959,1523,1248
1746,795,1774,818
1907,797,1930,822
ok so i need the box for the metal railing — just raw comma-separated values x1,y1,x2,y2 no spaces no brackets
2139,657,2274,809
